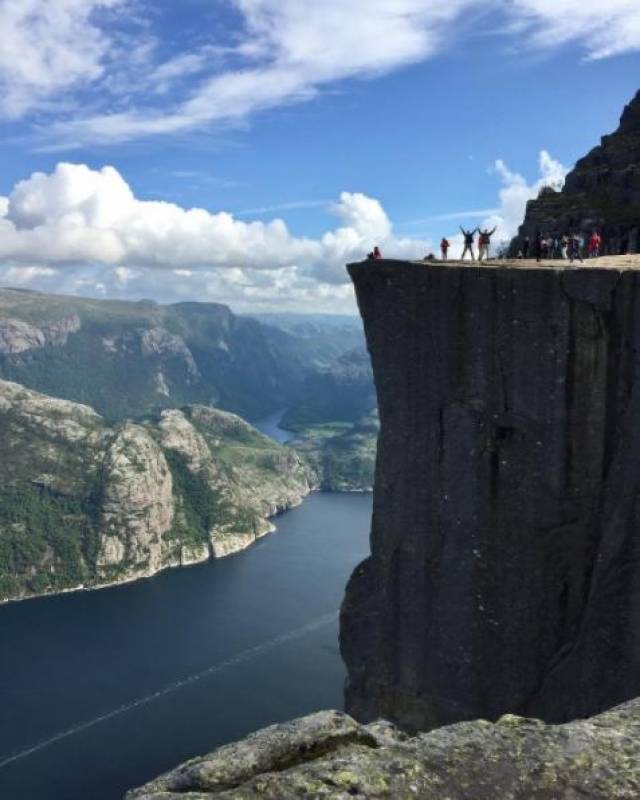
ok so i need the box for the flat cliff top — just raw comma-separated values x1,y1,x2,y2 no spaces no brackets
349,254,640,273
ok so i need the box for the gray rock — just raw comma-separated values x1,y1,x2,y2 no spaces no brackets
125,700,640,798
341,260,640,731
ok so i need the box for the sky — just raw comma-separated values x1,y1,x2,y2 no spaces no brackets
0,1,639,313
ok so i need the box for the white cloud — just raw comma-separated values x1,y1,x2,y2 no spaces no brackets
0,162,428,293
2,265,58,284
509,0,640,59
444,150,568,258
40,0,482,146
0,0,124,119
0,152,572,309
1,1,639,145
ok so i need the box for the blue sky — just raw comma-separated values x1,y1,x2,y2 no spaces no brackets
0,1,639,312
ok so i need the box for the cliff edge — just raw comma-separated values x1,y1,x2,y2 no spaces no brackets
341,258,640,731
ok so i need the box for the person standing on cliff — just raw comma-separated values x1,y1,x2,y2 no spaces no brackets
535,231,544,262
522,236,530,259
569,234,584,264
588,231,602,258
460,227,477,261
367,246,382,260
478,227,497,261
440,238,450,261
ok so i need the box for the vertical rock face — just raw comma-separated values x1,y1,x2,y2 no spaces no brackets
341,259,640,732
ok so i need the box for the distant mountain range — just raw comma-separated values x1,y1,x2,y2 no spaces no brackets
0,290,379,600
0,289,370,423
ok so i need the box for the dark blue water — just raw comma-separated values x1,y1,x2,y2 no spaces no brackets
0,492,372,799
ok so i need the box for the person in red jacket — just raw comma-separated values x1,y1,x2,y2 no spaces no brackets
440,237,450,261
588,231,602,258
367,246,382,260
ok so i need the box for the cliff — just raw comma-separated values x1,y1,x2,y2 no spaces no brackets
341,258,640,732
515,89,640,253
126,701,640,798
0,380,313,602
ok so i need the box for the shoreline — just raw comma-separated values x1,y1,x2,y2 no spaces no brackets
0,486,357,607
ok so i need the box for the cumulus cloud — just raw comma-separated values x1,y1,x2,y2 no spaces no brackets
0,153,571,309
0,162,429,303
445,150,568,258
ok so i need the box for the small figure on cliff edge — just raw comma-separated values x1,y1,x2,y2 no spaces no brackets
460,227,477,261
588,231,602,258
522,236,530,259
535,231,543,262
367,246,382,261
478,227,497,261
440,237,450,261
569,234,584,264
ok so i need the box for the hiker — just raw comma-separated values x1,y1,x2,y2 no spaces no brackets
460,226,477,261
569,234,584,264
541,237,550,260
588,231,602,258
440,237,450,261
522,236,530,259
535,231,543,262
561,235,569,260
367,246,382,260
478,226,497,261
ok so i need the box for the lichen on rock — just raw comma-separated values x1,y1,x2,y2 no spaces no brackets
125,700,640,799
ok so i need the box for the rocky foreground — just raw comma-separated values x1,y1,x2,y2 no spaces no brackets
0,380,313,602
126,701,640,799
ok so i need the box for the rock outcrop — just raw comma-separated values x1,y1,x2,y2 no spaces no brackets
0,380,314,602
341,259,640,732
515,89,640,253
126,700,640,799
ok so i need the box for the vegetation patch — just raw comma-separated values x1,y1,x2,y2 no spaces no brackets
0,484,101,599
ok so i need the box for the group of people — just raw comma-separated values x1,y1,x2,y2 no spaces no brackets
518,231,602,263
366,229,605,265
440,226,497,262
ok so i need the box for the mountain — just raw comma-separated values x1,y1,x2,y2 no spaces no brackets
0,380,313,602
249,312,365,368
281,347,376,430
280,346,378,491
290,412,378,492
515,89,640,253
0,288,346,423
